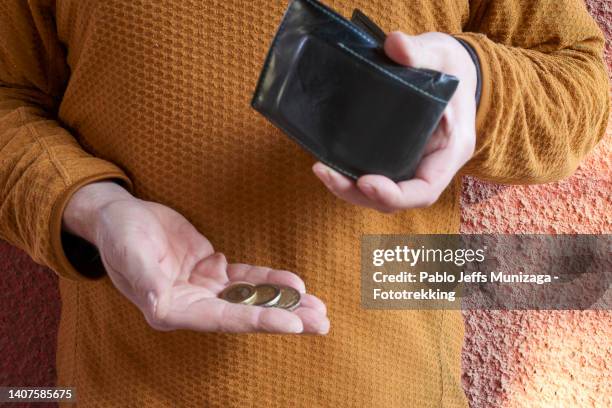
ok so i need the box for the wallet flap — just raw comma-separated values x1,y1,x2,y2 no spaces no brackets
251,0,459,181
350,9,387,45
350,8,458,101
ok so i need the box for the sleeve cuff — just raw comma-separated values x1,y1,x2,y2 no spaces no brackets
452,32,493,138
453,36,482,107
49,167,133,281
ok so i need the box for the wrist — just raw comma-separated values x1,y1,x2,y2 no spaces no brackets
452,36,481,105
62,181,135,245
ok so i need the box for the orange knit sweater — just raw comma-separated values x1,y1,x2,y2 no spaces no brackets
0,0,608,407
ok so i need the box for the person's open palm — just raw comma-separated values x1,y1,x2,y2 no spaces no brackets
65,182,329,334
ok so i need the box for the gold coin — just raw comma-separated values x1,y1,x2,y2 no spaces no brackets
275,286,301,311
252,284,281,307
219,283,256,304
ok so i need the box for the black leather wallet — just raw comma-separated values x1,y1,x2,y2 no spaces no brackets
251,0,459,181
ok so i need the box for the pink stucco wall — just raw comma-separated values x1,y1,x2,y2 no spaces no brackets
460,1,611,407
0,1,610,407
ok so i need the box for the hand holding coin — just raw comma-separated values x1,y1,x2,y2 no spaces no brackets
143,254,329,335
64,183,328,335
174,255,329,335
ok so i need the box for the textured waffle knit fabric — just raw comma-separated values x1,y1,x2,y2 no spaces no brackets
0,0,609,407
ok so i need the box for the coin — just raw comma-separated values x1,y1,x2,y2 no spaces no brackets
252,284,282,307
275,286,301,311
219,283,256,304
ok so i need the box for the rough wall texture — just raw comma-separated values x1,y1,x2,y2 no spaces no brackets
460,1,612,407
0,1,609,407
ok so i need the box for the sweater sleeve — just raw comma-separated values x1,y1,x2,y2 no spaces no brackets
455,0,610,184
0,0,132,280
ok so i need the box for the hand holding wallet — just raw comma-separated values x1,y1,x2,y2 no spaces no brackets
251,0,459,182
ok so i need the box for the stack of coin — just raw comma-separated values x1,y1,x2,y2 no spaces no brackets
219,283,301,311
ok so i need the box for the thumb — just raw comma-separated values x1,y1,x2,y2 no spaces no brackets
142,266,173,322
102,242,174,322
384,32,436,68
125,236,174,321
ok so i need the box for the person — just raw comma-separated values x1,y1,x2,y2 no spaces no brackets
0,0,608,406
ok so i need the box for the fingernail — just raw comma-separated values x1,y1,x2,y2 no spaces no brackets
314,165,330,185
324,168,337,185
318,319,331,335
287,318,304,334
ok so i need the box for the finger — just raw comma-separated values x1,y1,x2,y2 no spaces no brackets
188,252,229,289
312,162,374,208
100,239,173,319
166,297,305,334
299,293,327,315
358,136,464,210
384,31,438,68
357,174,425,209
422,121,450,155
315,162,412,213
227,264,306,294
293,307,330,335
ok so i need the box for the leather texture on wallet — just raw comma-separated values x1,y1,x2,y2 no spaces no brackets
251,0,459,181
